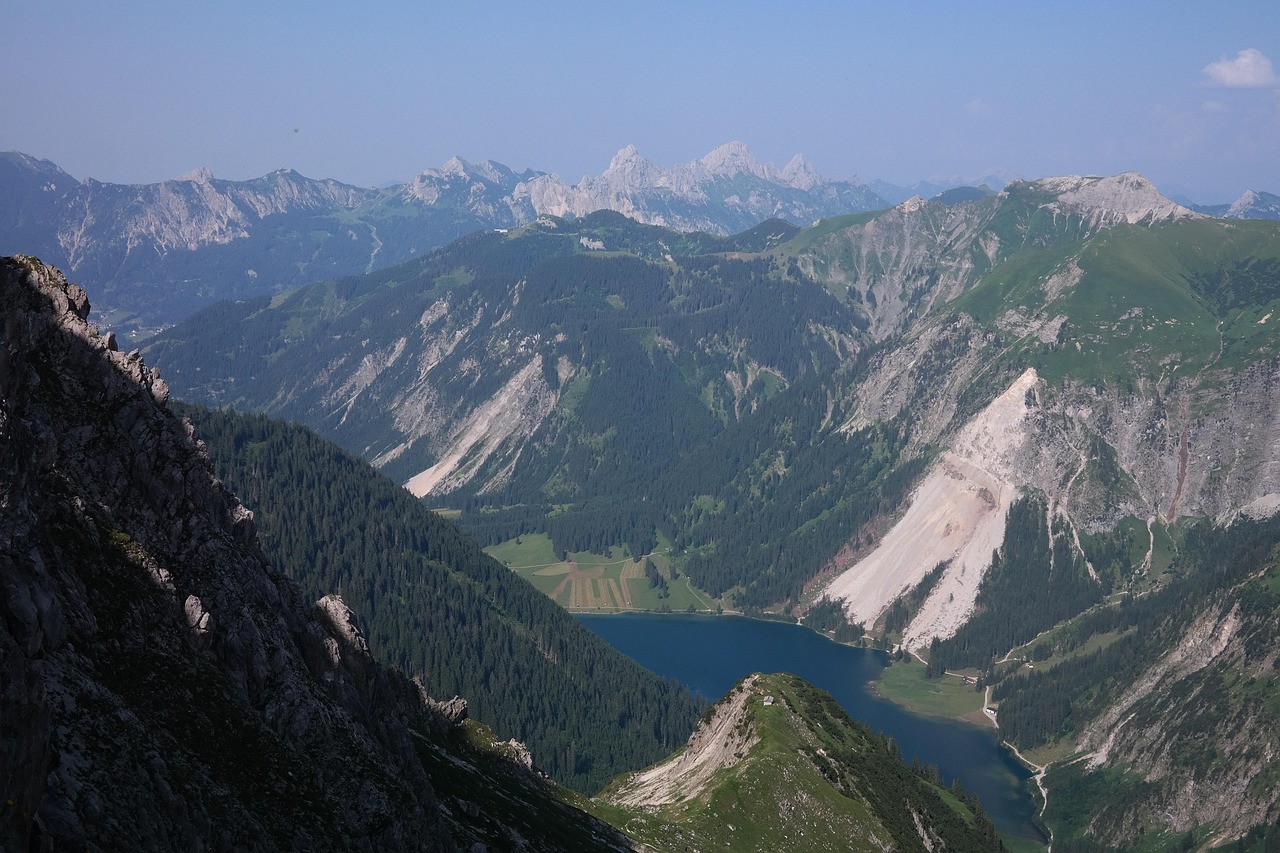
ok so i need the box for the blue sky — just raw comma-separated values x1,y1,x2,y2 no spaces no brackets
5,1,1278,202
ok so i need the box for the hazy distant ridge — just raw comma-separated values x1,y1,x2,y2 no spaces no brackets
0,144,890,334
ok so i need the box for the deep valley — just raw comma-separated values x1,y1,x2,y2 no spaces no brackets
5,158,1280,850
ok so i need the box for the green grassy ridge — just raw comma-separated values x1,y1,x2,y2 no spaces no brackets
949,218,1280,389
774,209,886,257
782,179,1163,311
598,673,1009,852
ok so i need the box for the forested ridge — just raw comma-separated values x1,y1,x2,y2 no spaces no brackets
927,495,1104,676
151,211,928,614
991,513,1280,751
178,403,703,794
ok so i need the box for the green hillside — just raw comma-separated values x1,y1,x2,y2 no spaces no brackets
987,514,1280,849
596,673,1008,852
179,404,702,794
951,219,1280,387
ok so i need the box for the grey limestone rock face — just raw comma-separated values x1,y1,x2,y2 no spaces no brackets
0,255,461,851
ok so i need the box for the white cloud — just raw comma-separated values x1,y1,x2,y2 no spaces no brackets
1203,48,1280,88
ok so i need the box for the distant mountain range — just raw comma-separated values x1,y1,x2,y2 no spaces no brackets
8,145,1272,339
0,144,887,336
511,141,885,233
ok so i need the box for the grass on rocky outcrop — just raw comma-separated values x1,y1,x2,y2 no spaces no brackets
596,673,1009,853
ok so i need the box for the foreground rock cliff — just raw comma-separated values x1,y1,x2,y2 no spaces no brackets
0,255,452,848
0,255,627,851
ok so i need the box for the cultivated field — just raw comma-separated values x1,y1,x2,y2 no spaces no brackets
485,533,716,612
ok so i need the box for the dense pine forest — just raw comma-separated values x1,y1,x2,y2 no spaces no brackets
990,513,1280,751
178,403,703,794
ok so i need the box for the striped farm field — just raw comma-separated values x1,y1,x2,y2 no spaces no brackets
484,533,715,613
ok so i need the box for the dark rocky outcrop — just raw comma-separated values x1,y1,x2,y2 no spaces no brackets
0,255,464,850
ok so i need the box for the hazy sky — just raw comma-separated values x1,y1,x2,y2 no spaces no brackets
5,1,1278,202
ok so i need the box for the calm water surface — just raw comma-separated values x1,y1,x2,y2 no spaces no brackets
579,612,1044,845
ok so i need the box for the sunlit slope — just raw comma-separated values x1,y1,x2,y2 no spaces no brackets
597,673,1007,852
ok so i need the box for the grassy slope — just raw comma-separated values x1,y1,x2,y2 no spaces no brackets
873,657,986,720
597,673,1006,853
952,219,1280,389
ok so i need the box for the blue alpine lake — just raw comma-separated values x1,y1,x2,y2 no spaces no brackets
579,612,1045,846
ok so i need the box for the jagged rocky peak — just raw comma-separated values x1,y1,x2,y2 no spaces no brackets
404,155,520,204
428,154,511,184
1230,189,1263,212
1225,188,1280,220
0,254,472,849
608,143,645,169
439,154,470,177
175,166,214,184
600,144,664,187
699,139,775,180
781,152,825,190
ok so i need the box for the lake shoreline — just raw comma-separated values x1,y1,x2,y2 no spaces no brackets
575,609,1002,726
578,610,1046,847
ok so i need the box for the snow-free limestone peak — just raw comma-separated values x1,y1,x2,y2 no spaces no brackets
1025,171,1201,225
